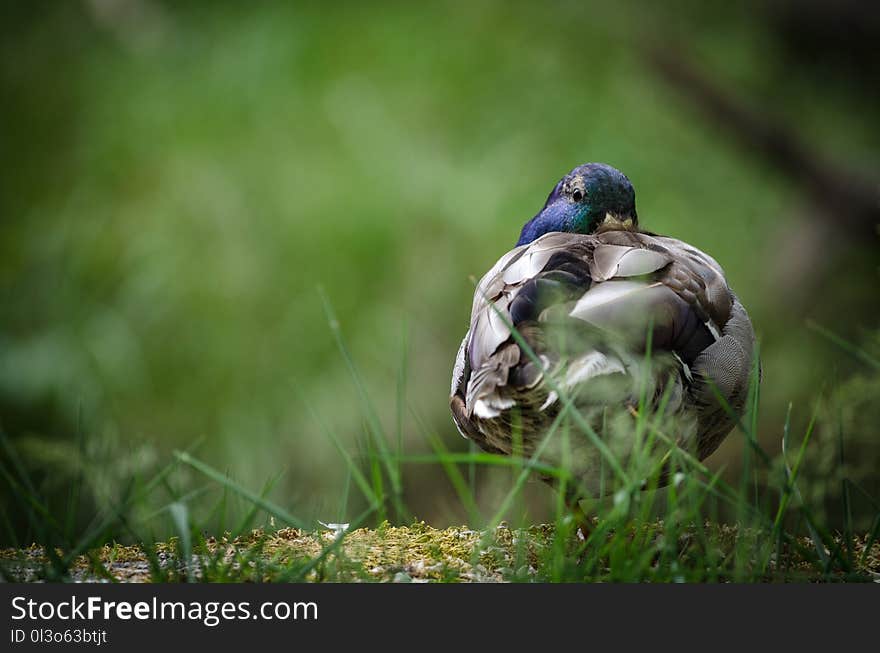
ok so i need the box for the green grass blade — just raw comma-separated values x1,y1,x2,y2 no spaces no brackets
420,426,483,526
319,288,408,521
168,502,194,581
175,451,307,530
806,320,880,370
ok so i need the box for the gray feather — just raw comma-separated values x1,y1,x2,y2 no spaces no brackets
450,229,757,492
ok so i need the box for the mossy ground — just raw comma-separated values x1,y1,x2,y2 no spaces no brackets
3,521,878,583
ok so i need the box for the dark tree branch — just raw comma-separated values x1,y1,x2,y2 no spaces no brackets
645,44,879,236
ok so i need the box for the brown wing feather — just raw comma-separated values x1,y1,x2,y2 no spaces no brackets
450,229,756,464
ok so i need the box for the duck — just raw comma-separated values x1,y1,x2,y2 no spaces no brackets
450,163,756,535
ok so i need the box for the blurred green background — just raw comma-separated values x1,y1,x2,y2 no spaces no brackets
2,0,878,541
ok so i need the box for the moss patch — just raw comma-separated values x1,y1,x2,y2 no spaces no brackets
2,521,878,583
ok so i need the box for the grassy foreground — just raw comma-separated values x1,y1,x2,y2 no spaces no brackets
3,520,879,583
2,326,880,583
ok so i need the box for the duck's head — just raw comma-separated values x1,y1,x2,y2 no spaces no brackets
516,163,638,246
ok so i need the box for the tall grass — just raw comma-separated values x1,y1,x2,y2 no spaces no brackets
0,313,878,582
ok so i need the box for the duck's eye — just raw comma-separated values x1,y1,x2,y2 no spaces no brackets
572,189,584,202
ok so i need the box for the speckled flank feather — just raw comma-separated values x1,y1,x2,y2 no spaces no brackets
450,219,756,495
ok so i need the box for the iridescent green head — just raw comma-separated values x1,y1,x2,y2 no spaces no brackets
516,163,638,246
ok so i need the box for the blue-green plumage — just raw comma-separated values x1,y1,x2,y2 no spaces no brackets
516,163,637,246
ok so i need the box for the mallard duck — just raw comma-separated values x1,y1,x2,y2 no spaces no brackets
450,163,756,532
